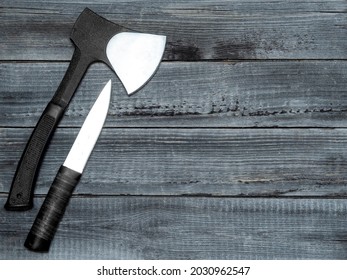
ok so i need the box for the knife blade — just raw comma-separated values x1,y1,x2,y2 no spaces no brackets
24,80,112,252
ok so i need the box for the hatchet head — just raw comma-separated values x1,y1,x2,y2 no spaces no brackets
71,8,166,94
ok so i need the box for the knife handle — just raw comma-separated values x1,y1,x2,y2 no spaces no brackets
4,48,91,211
24,165,81,252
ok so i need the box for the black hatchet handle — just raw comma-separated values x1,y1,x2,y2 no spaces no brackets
4,48,92,211
24,166,81,252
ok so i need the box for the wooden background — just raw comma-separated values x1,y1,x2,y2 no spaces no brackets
1,0,346,259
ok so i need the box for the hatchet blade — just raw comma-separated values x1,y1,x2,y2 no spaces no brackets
106,32,166,95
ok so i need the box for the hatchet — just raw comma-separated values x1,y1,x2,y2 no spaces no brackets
5,8,166,211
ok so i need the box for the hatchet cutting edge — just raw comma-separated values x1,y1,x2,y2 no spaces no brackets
5,8,166,211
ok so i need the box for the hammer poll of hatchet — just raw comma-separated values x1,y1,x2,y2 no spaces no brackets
5,8,166,211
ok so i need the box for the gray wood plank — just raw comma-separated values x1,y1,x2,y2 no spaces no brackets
1,1,346,60
1,128,347,197
0,197,346,259
1,61,346,128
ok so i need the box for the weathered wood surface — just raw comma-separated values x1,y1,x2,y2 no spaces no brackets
1,61,347,128
1,1,346,260
1,128,347,197
1,197,346,260
1,0,347,60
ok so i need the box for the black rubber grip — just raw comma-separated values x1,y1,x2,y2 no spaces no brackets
24,166,81,252
5,48,91,211
4,103,64,211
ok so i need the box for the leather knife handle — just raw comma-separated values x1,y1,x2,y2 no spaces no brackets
24,166,81,252
4,48,91,211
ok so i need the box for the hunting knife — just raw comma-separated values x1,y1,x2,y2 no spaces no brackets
24,80,111,252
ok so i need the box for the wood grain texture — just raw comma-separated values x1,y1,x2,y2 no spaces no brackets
1,0,346,60
1,128,347,197
1,1,346,261
1,197,346,259
1,61,346,128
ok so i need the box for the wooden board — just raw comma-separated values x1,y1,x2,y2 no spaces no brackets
1,61,347,128
1,128,347,197
1,197,346,260
1,1,346,60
